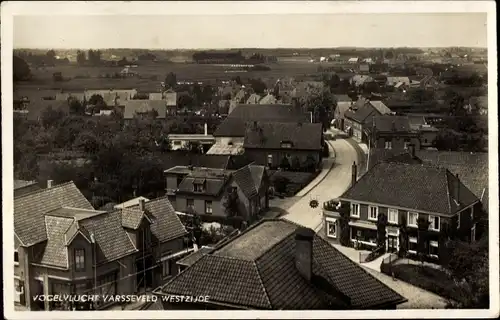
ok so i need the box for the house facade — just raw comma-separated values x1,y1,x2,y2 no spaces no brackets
243,121,323,169
343,99,392,142
368,116,421,151
164,164,269,223
323,162,483,262
14,182,189,311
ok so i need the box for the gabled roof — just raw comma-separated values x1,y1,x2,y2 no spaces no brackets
232,165,267,199
340,162,479,216
158,219,406,309
243,121,323,150
126,196,188,243
369,101,392,115
149,92,164,100
259,94,277,105
372,115,413,132
214,104,309,137
246,93,262,104
121,207,152,230
14,180,38,191
123,100,167,119
335,94,352,102
165,91,177,107
114,196,150,210
14,182,94,247
335,102,354,119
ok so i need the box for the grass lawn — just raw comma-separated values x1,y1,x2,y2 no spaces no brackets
381,263,461,303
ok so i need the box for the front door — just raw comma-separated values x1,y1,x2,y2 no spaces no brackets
387,235,398,253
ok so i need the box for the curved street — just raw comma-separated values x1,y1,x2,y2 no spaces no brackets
280,130,360,230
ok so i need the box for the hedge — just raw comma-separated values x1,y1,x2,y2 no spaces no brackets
380,263,462,302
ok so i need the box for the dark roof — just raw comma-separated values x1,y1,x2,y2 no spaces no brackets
121,207,150,229
367,149,489,211
14,180,38,190
232,165,267,199
177,246,215,267
344,100,382,124
372,115,413,132
340,162,479,216
243,122,323,150
175,167,231,196
123,100,167,119
158,219,406,310
214,104,309,137
127,196,188,243
14,182,94,246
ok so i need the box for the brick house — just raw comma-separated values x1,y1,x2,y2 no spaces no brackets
367,116,421,151
243,121,323,169
164,164,269,223
343,99,392,142
14,181,189,310
323,161,483,262
153,219,407,310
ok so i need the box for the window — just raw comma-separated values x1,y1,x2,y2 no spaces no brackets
74,249,85,271
173,141,182,145
368,206,378,221
471,224,476,242
408,212,418,227
350,203,360,218
404,140,411,149
428,215,440,231
162,258,173,278
424,138,428,143
457,212,461,229
429,240,439,257
384,140,392,149
14,250,19,264
388,208,398,224
267,154,273,165
281,142,293,148
205,201,213,214
408,237,418,254
95,272,117,297
326,218,337,239
194,183,204,192
186,199,194,209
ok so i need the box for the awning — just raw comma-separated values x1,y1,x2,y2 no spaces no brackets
348,221,377,231
325,217,337,223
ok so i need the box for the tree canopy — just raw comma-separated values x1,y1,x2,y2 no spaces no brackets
13,56,32,81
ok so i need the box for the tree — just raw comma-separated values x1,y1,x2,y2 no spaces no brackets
46,49,56,60
41,106,66,129
69,98,85,115
338,201,351,246
249,78,267,95
290,156,301,171
165,72,177,89
273,176,290,195
223,187,240,217
76,50,86,66
433,129,460,151
88,94,107,113
13,56,32,81
410,88,435,103
416,217,430,264
398,214,409,257
376,213,388,251
279,156,291,171
300,87,335,130
73,131,99,154
232,76,242,85
302,155,318,173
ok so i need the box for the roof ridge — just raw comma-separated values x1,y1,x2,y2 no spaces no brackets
254,228,297,263
252,260,273,309
14,181,76,199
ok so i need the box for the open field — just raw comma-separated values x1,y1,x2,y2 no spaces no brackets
20,61,325,92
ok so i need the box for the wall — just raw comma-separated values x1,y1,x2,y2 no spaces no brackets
175,194,225,217
420,131,438,148
214,137,244,146
245,148,321,169
374,133,421,150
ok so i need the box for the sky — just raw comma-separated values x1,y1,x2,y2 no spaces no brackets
13,13,488,49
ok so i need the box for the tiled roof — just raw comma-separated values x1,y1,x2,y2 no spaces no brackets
387,77,410,85
177,246,214,267
243,121,323,150
370,101,392,115
127,197,188,243
114,196,150,210
206,144,245,155
14,182,94,246
38,216,74,268
149,92,164,100
232,165,266,199
78,210,138,264
335,102,353,119
246,94,262,104
340,162,479,216
214,104,309,137
121,207,149,229
259,94,277,104
123,100,167,119
178,176,227,197
372,115,413,132
335,94,352,102
159,219,406,309
344,103,377,124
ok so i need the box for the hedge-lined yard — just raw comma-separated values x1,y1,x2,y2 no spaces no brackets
381,263,461,303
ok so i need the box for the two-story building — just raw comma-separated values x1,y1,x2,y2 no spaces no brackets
164,164,269,223
208,104,309,156
367,115,421,151
343,99,392,142
152,219,407,310
243,121,323,169
323,161,482,262
14,181,189,310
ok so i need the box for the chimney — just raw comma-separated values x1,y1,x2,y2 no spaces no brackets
351,162,357,187
204,122,208,136
139,198,146,211
295,227,315,281
47,180,53,189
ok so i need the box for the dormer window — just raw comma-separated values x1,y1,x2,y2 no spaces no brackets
193,179,206,193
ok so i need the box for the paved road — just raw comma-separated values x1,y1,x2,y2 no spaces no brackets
281,133,360,230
